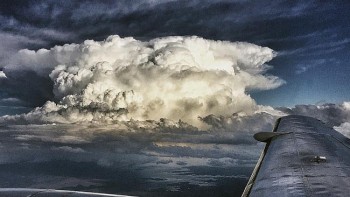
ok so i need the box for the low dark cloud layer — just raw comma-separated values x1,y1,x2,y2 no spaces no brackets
0,121,263,196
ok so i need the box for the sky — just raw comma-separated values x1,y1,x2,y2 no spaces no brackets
0,1,350,196
0,0,349,113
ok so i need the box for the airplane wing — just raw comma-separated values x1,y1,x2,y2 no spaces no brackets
242,115,350,197
0,188,134,197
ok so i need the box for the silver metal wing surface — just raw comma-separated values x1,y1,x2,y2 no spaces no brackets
242,115,350,197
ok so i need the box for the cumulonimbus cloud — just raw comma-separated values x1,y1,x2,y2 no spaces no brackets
1,35,284,126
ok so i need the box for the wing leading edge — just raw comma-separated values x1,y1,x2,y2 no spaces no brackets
242,115,350,197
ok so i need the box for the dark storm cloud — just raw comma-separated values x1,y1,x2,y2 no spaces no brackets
1,0,345,48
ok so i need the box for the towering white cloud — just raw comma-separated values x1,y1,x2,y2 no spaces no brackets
1,35,284,126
